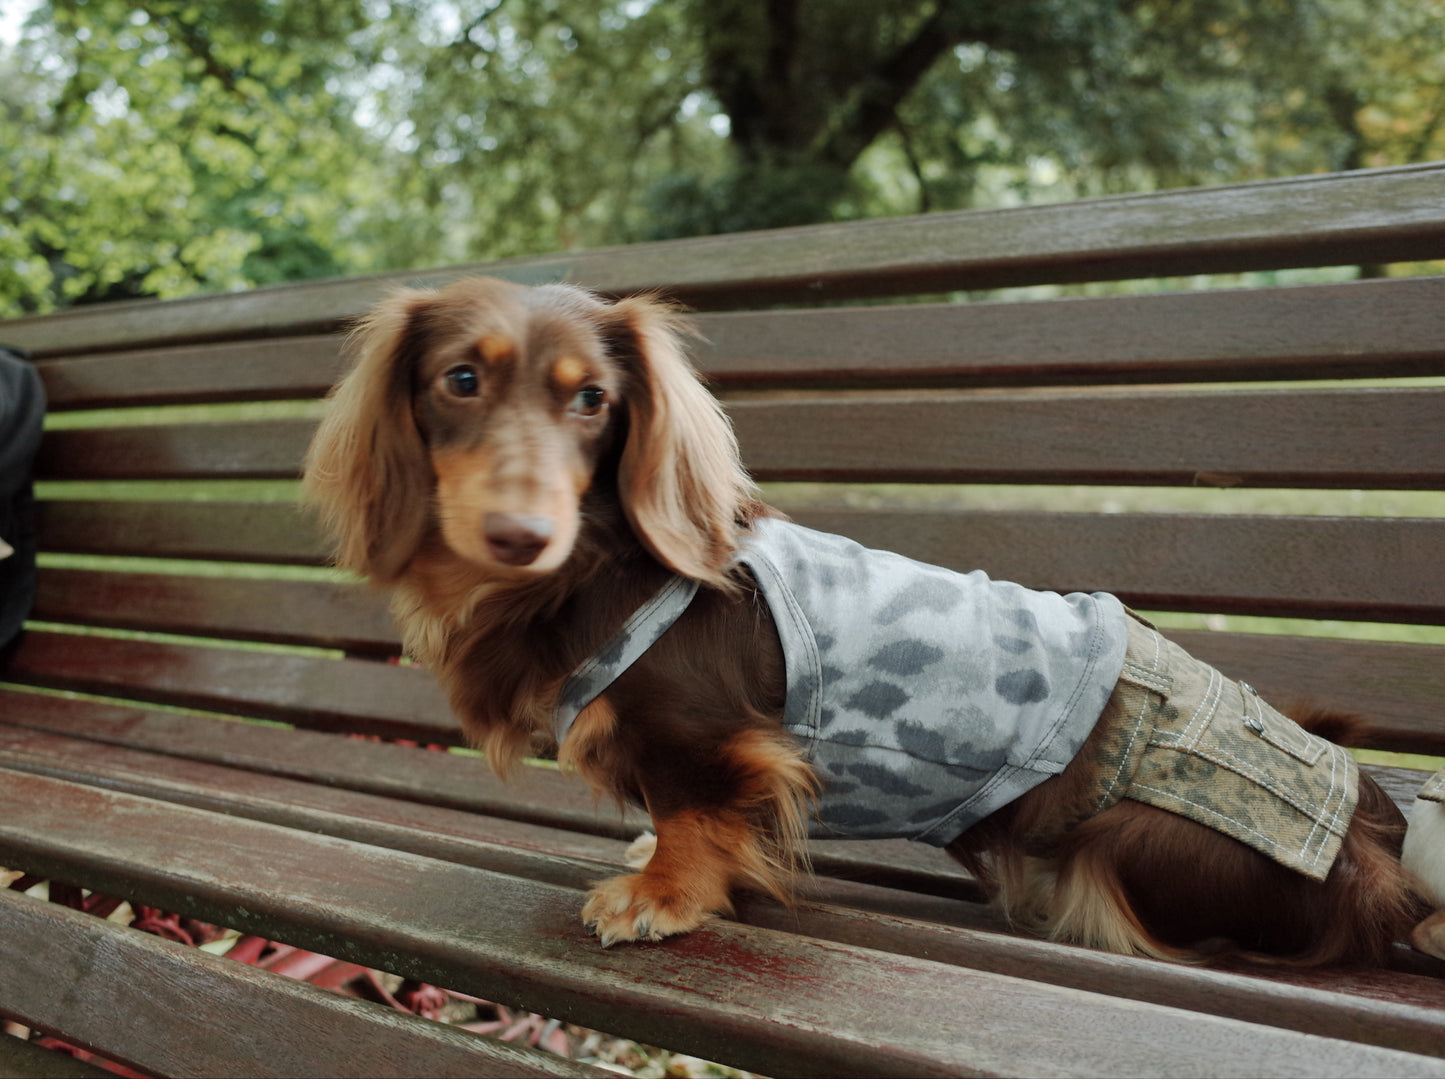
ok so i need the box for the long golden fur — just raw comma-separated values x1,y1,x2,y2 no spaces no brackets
306,275,1431,962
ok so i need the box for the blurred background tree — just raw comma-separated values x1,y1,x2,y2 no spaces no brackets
1,0,1441,316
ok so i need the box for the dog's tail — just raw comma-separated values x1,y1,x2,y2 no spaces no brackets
1282,705,1372,746
1286,706,1445,960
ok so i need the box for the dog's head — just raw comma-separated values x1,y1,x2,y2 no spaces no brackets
304,276,755,588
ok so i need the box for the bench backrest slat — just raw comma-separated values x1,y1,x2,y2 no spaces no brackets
36,501,322,563
31,568,395,653
694,276,1445,388
34,385,1445,489
7,163,1444,357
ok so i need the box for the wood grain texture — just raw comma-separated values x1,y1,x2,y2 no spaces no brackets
0,693,971,895
0,890,600,1078
780,507,1445,624
732,387,1445,488
33,385,1445,488
36,422,310,481
2,718,1443,1060
5,163,1444,357
2,631,459,742
693,275,1445,388
28,275,1445,406
36,501,324,562
34,334,347,411
1,768,1441,1078
0,1035,113,1078
32,568,397,654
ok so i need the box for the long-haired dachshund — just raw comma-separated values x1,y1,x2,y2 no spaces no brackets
305,276,1438,964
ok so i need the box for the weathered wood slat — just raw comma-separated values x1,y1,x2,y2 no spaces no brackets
0,722,636,885
0,1028,117,1078
1,631,459,743
32,567,397,654
0,690,1427,916
0,890,598,1079
6,164,1444,357
25,567,1445,750
36,421,310,481
0,690,971,892
784,508,1445,625
0,690,642,838
29,275,1445,408
733,387,1445,488
1,769,1440,1078
37,500,322,562
693,275,1445,388
35,386,1445,487
1166,631,1445,754
3,721,1443,1060
33,335,346,411
31,504,1445,623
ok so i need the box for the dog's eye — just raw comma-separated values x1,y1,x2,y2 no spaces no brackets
442,364,480,398
572,386,607,416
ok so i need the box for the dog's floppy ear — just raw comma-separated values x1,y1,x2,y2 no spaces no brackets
304,288,436,585
605,295,758,590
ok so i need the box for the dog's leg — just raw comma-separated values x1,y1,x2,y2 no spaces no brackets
583,809,752,945
581,726,814,946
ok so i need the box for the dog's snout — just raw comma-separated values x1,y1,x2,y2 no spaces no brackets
484,512,555,567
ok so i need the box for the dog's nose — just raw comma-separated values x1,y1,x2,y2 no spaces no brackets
483,513,554,567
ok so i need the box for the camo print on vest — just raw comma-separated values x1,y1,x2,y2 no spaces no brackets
1068,612,1359,881
556,518,1130,847
732,519,1130,845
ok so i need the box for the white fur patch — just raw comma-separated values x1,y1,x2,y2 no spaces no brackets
1403,797,1445,906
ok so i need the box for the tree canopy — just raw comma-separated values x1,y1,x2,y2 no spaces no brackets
2,0,1441,316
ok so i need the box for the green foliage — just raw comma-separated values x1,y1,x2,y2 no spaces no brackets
0,0,384,314
1,0,1441,316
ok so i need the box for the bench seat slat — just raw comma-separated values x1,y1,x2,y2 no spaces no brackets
0,890,598,1079
36,386,1445,487
0,693,965,892
2,631,459,743
4,721,1445,1060
0,690,645,836
6,163,1445,356
2,768,1441,1078
693,275,1445,389
0,722,637,885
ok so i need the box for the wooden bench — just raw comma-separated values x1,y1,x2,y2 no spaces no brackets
2,161,1444,1077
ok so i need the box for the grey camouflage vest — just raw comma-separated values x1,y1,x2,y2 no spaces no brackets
555,518,1130,847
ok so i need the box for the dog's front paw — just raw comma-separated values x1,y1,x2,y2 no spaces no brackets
581,872,712,946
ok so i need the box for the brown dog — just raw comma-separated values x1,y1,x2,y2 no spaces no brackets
305,276,1428,963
